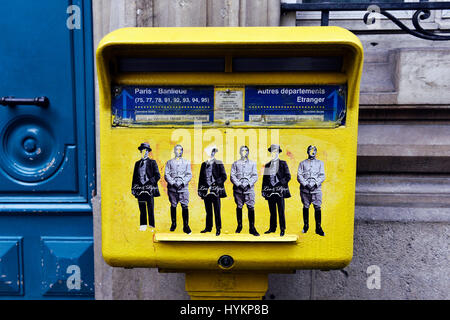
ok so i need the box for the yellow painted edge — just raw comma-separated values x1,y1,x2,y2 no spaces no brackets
97,26,363,50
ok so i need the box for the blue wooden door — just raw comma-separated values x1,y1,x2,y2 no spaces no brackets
0,0,95,299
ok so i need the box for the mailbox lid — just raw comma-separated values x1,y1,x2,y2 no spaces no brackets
97,26,363,48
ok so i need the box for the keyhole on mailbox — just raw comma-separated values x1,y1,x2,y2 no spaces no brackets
218,255,234,269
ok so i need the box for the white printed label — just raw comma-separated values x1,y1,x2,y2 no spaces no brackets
249,114,324,122
214,88,244,122
135,114,210,122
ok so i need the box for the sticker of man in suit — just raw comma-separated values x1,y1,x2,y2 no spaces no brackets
198,145,227,236
230,146,260,236
131,142,161,231
297,145,326,236
164,144,192,234
262,144,291,237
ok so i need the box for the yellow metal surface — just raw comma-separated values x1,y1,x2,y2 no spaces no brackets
97,27,364,272
185,272,268,300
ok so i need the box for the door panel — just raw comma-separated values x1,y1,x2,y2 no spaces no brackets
41,237,94,297
0,214,94,299
0,0,95,299
0,0,89,201
0,237,24,296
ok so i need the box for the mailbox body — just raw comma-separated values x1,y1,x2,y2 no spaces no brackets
97,27,363,271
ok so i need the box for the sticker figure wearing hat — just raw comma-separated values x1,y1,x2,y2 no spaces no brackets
131,142,161,231
262,144,291,236
164,144,192,234
198,145,227,236
230,146,260,236
297,145,326,236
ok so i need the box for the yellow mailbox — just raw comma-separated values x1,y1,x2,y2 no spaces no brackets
97,27,363,299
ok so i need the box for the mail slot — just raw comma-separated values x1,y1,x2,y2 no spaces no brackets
96,27,364,273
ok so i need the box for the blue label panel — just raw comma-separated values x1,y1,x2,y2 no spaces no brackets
112,86,214,124
245,85,346,124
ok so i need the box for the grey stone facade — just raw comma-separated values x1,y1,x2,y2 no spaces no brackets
93,0,450,300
